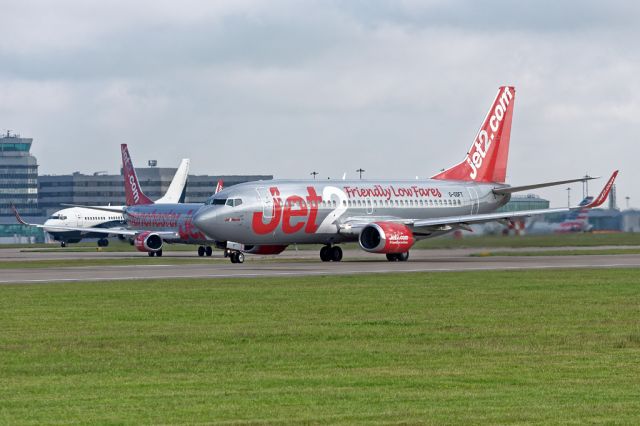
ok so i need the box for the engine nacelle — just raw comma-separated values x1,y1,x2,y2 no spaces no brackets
359,222,415,254
134,231,163,253
243,245,288,255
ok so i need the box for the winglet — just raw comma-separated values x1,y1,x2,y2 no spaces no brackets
11,204,28,225
215,179,224,194
584,170,618,209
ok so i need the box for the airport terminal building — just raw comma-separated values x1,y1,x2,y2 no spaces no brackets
0,132,43,243
38,168,273,217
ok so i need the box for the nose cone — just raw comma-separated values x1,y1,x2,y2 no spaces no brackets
193,206,220,238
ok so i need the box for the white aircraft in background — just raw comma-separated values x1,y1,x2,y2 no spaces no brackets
43,156,190,247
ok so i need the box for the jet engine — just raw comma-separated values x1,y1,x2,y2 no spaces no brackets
134,231,163,253
243,245,288,255
359,222,415,253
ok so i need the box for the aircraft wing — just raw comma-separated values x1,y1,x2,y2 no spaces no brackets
12,206,177,238
339,170,618,233
492,176,597,195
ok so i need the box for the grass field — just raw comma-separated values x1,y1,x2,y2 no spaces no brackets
1,269,640,424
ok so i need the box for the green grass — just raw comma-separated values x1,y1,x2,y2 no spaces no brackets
414,232,640,249
2,270,640,424
472,248,640,257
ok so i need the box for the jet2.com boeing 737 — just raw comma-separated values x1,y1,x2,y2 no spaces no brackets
192,86,618,263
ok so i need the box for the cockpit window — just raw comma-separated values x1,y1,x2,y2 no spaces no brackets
49,214,66,220
206,198,227,205
206,197,242,207
226,198,243,207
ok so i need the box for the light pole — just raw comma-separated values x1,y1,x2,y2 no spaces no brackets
310,171,319,180
356,168,365,180
582,173,591,198
566,187,571,208
626,196,630,210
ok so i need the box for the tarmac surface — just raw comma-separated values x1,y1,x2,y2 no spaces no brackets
1,247,639,284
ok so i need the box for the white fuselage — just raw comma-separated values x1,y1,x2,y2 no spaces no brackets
44,207,125,243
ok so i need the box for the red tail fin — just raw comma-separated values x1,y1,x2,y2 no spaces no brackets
215,179,224,194
432,86,515,183
121,144,154,206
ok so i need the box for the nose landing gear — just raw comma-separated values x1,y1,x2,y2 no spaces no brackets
226,250,245,264
320,245,343,262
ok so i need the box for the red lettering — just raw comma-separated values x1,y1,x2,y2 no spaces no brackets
251,187,282,235
305,186,322,233
282,196,307,234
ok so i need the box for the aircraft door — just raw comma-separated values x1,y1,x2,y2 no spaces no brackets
366,199,374,215
256,187,274,219
76,212,83,228
467,187,479,215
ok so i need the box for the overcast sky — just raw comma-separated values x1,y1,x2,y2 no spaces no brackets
2,0,638,207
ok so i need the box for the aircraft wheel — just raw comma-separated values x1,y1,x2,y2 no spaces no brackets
330,246,343,262
320,246,331,262
386,253,398,262
156,250,163,257
60,241,66,248
198,246,205,257
236,252,245,264
148,252,155,257
205,246,213,257
397,252,409,262
98,238,109,247
230,252,238,263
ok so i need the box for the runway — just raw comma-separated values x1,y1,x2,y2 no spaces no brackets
1,248,639,284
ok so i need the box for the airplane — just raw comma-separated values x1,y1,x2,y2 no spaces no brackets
526,196,594,234
41,157,190,247
190,86,619,263
16,145,224,257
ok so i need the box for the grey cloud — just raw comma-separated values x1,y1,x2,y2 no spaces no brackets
1,1,638,207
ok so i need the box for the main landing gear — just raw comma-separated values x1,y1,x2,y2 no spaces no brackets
225,249,245,264
197,245,213,257
60,241,67,248
97,238,109,247
148,250,163,257
386,252,409,262
320,245,343,262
